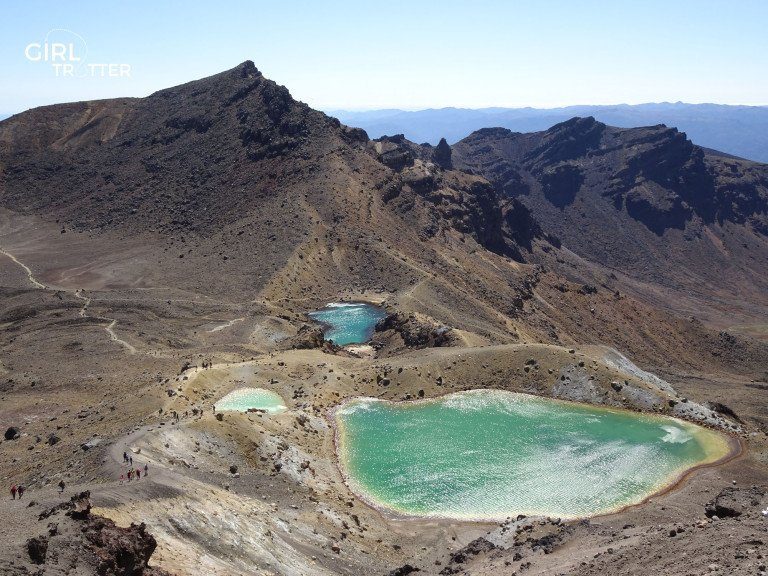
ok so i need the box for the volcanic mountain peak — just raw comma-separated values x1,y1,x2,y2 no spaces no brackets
0,62,552,312
452,115,768,319
454,116,768,233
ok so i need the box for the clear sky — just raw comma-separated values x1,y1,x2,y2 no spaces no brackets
1,0,767,115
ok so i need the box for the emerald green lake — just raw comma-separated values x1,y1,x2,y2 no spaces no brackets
335,390,730,520
214,388,287,413
308,302,386,346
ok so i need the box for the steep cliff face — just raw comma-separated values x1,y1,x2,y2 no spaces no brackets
452,118,768,310
454,117,768,236
365,132,547,260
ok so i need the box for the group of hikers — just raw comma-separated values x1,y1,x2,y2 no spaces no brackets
9,484,26,499
120,451,149,483
10,453,151,499
160,408,204,422
9,480,65,499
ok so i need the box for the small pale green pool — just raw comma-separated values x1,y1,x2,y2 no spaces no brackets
215,388,287,414
334,390,732,520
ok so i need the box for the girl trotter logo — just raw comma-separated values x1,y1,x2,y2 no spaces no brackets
25,29,130,78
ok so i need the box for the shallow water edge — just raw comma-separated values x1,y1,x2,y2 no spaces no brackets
331,390,740,523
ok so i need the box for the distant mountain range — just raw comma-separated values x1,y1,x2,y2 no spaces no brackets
330,103,768,163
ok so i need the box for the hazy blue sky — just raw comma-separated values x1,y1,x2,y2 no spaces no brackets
1,0,767,115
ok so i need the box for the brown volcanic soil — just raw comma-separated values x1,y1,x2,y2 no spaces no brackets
0,63,767,575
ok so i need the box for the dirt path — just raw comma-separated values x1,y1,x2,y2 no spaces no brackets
72,288,137,354
0,246,46,288
207,317,245,332
0,246,138,354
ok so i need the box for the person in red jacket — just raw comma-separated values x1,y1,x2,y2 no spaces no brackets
10,485,17,499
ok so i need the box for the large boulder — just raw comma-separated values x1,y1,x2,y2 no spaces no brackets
705,486,766,519
26,536,48,564
4,426,20,440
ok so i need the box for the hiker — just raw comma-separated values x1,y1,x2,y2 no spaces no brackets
58,480,65,493
119,474,124,485
136,468,141,480
123,451,128,463
129,456,133,466
17,485,25,499
127,469,133,482
10,485,17,500
144,463,149,476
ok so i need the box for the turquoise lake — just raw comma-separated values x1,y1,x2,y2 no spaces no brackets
334,390,731,520
308,302,387,346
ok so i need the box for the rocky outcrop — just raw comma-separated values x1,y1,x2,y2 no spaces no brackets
366,130,549,259
432,137,452,169
439,538,497,574
29,491,172,575
84,517,165,576
524,116,605,171
375,312,453,349
705,486,766,519
369,135,416,171
288,323,325,349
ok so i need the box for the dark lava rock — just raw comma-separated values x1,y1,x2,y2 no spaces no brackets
705,486,766,518
705,401,742,422
5,426,20,440
432,137,452,169
375,312,453,349
446,537,496,566
540,163,583,207
40,491,93,521
387,564,421,576
84,518,165,576
35,491,170,575
289,324,325,350
452,115,768,291
229,464,238,474
47,433,61,446
27,535,48,564
372,135,415,171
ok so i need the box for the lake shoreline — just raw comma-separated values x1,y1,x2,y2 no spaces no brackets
329,389,743,524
